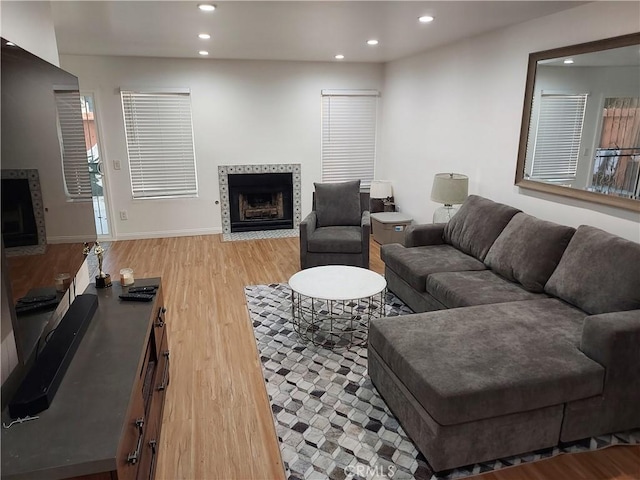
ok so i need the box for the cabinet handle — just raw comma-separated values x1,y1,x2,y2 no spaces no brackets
156,350,170,391
155,307,167,328
127,417,145,465
148,439,158,480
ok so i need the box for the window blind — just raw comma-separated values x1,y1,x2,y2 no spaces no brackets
121,91,198,198
321,92,378,188
55,91,92,199
530,93,587,182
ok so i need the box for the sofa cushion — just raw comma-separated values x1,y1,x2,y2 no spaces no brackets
443,195,520,261
314,180,361,227
484,213,575,292
545,225,640,314
307,226,362,253
426,270,548,308
369,298,604,425
381,243,486,292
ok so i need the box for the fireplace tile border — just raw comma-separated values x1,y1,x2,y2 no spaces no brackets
1,169,47,249
218,164,301,234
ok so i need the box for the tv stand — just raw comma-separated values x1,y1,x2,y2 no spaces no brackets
1,278,170,480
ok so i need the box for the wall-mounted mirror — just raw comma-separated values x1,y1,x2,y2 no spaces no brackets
516,32,640,212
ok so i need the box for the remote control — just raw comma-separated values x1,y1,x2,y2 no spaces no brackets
18,294,57,304
119,293,154,302
15,299,59,315
127,286,157,294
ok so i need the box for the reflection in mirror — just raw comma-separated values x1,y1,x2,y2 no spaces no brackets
516,33,640,211
1,37,97,367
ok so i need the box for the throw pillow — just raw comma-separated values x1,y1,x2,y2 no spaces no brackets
484,213,575,292
314,180,361,227
545,225,640,314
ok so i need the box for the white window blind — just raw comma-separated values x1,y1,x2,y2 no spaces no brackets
55,91,92,199
321,91,378,187
121,90,198,198
530,93,587,182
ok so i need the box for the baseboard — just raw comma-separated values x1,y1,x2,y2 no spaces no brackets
115,227,222,241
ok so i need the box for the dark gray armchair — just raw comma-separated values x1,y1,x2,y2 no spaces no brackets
300,180,371,269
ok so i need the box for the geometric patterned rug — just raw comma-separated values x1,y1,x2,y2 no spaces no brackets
245,283,640,480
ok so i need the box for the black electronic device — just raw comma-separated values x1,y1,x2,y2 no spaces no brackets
127,286,158,294
18,294,57,304
8,294,98,418
14,299,59,316
119,293,154,302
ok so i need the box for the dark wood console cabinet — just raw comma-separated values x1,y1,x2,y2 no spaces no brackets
1,278,169,480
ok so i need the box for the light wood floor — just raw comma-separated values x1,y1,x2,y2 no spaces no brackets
93,235,638,480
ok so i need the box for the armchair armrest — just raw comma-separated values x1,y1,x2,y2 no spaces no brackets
404,223,445,247
361,211,371,268
580,310,640,392
299,211,317,269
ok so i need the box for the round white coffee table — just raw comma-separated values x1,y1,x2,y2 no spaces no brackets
288,265,387,348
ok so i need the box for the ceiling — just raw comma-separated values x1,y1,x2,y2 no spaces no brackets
50,1,584,63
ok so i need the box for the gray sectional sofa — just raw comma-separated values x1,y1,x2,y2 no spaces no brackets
369,195,640,471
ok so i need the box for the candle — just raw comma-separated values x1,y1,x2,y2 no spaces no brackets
55,273,71,293
120,268,134,286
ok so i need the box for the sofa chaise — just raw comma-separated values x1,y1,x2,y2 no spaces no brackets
369,195,640,471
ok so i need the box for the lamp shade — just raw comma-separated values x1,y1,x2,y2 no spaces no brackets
370,180,393,199
430,173,469,205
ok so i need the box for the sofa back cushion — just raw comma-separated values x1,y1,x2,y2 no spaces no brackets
484,213,575,292
443,195,520,261
545,225,640,314
314,180,361,227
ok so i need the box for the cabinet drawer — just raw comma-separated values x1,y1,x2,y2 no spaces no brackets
115,391,146,480
152,287,167,351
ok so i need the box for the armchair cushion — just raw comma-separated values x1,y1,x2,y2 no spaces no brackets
314,180,361,227
484,213,575,292
545,225,640,314
307,226,362,253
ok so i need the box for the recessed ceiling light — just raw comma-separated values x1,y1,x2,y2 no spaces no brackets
564,59,574,64
199,50,209,56
5,41,16,46
335,54,345,60
367,39,379,46
198,4,216,12
198,33,211,40
418,15,434,23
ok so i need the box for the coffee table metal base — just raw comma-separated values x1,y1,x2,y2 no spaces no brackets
291,290,385,349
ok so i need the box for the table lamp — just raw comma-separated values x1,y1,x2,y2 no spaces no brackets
431,173,469,223
370,180,394,212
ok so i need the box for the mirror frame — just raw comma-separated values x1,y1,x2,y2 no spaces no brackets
515,32,640,212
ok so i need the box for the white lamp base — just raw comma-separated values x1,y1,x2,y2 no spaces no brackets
433,204,460,223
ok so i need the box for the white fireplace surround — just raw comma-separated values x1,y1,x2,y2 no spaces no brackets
218,164,301,234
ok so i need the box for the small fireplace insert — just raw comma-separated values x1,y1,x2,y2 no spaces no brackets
228,173,293,232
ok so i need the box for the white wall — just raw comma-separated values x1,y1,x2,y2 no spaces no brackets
378,1,640,241
0,0,59,66
59,55,384,239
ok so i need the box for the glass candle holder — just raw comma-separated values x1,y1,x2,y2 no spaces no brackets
119,268,134,286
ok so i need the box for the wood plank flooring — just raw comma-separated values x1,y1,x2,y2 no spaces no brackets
27,235,640,479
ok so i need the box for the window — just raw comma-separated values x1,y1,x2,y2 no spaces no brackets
55,90,92,199
121,90,198,198
529,93,588,183
321,90,378,187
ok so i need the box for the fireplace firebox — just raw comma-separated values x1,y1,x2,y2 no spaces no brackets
2,179,38,248
228,173,293,232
